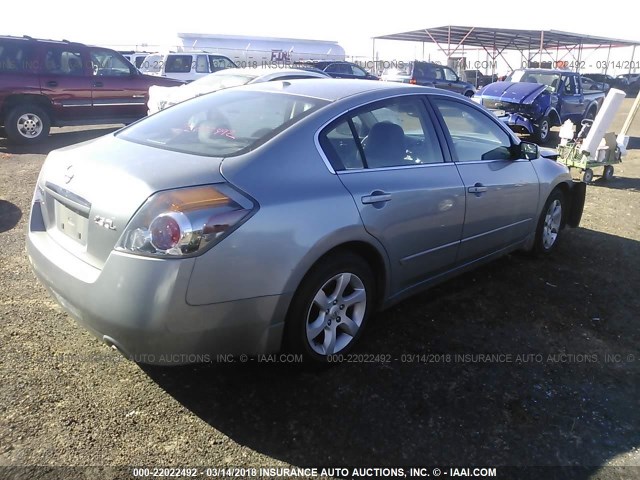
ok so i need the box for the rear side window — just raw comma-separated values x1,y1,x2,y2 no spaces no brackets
432,98,513,162
165,55,193,73
0,42,38,73
44,48,84,76
118,89,328,157
320,97,444,170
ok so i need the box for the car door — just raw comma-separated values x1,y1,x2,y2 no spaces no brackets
435,66,465,94
559,75,585,123
429,96,540,264
89,48,147,119
38,45,93,121
319,96,466,292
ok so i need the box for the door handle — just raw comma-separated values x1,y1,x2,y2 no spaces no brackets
93,81,104,87
467,183,488,195
46,81,58,87
361,192,392,205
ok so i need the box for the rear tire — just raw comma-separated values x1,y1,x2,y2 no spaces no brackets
5,104,51,145
582,168,594,184
284,252,375,364
603,165,614,181
532,189,565,255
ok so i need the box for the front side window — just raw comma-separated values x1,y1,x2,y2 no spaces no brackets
118,90,328,157
350,64,368,77
208,56,235,72
443,67,458,82
90,49,131,76
320,97,444,170
432,98,514,162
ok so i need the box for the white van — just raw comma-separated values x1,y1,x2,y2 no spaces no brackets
139,52,237,82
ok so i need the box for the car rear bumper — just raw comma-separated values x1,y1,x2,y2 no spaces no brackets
26,229,289,365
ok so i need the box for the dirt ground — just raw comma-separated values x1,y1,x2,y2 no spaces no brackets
0,99,639,480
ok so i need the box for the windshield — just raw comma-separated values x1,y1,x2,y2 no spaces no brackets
506,70,562,92
118,89,329,157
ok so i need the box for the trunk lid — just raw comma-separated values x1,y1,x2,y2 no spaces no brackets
479,81,547,105
38,134,225,269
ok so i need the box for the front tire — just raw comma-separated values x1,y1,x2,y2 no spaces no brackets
534,116,551,144
5,105,51,145
603,165,614,181
533,189,565,255
284,252,375,364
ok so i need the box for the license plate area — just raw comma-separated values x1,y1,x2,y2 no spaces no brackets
55,200,89,245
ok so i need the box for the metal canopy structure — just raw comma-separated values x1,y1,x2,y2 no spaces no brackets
373,25,640,75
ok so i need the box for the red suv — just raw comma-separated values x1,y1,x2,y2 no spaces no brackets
0,35,182,144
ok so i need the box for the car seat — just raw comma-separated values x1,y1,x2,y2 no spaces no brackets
363,121,406,168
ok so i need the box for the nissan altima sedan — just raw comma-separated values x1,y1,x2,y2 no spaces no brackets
27,80,585,365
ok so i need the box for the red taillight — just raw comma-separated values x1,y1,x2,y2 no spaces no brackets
150,215,182,251
409,79,417,85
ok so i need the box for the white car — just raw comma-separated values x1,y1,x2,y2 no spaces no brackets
147,66,330,114
139,52,237,82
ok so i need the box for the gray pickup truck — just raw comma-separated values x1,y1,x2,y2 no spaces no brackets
475,69,606,143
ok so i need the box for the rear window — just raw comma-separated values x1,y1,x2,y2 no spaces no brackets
0,42,38,73
117,89,329,157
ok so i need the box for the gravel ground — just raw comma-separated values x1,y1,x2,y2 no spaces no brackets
1,102,639,480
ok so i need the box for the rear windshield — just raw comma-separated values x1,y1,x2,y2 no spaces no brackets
117,89,329,157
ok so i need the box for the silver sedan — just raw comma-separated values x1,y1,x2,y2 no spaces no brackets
27,80,586,365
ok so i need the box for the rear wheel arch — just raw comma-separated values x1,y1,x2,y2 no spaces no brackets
2,94,53,120
293,241,389,311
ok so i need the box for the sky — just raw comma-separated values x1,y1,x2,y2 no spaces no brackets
4,0,639,74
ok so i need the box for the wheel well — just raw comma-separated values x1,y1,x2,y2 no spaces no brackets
586,104,598,117
305,241,387,309
2,95,53,121
547,110,561,126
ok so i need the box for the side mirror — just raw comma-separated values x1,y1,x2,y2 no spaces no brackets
520,141,538,160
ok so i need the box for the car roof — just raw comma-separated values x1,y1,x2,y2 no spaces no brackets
517,68,573,75
228,78,454,102
213,66,327,76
